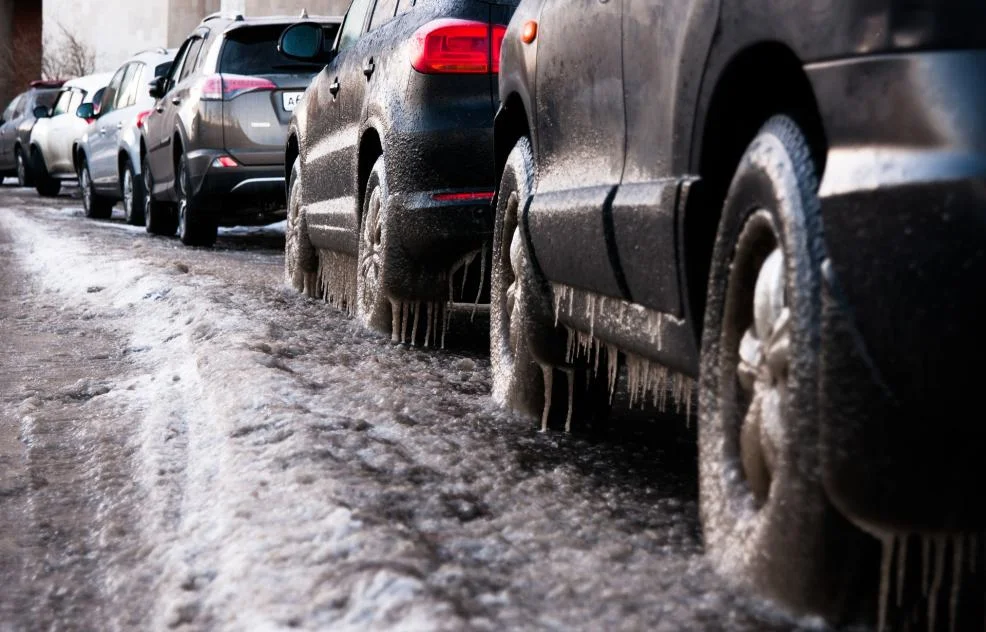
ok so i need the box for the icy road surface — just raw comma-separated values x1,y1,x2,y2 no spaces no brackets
0,184,831,631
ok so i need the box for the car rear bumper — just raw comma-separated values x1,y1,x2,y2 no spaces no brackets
808,49,986,532
380,191,493,301
186,148,286,219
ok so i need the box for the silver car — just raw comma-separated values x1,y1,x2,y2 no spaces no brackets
29,72,113,198
74,48,176,222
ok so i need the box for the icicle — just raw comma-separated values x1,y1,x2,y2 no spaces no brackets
540,364,553,432
897,534,908,607
441,302,450,349
472,242,487,320
657,312,664,350
411,301,421,344
424,303,433,348
923,536,932,597
878,534,894,632
929,536,947,632
554,289,563,326
950,534,963,632
568,285,574,315
564,369,575,433
390,299,401,342
401,302,409,343
607,345,619,403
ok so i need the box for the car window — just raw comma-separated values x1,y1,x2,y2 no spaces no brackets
337,0,374,52
50,90,73,117
220,24,333,75
100,67,127,115
35,89,59,112
120,63,144,108
369,0,399,31
4,96,21,121
69,90,85,114
180,38,204,82
166,39,194,91
154,61,173,78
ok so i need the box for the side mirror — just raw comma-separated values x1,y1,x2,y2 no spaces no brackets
279,22,324,61
76,102,95,121
33,105,50,119
148,76,168,100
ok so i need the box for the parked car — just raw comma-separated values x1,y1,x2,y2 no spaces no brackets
492,0,986,627
73,48,176,222
141,12,342,246
29,72,113,197
0,80,64,187
278,0,517,342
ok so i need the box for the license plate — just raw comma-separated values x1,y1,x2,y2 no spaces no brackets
282,92,304,112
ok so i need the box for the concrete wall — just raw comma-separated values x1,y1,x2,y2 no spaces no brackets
1,0,43,108
1,0,14,107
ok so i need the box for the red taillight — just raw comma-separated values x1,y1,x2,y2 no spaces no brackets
410,19,508,75
135,110,152,129
200,74,277,101
211,155,239,168
432,191,494,202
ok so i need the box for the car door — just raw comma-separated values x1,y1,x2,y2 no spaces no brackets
43,89,81,173
0,95,22,170
612,0,719,316
90,65,128,186
527,0,628,300
147,36,201,199
304,0,374,255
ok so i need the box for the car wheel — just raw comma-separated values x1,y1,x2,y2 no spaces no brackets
698,116,869,620
490,137,546,421
15,147,33,187
79,158,112,219
355,156,392,333
285,160,318,296
33,149,61,197
122,158,145,226
142,155,177,236
176,153,217,247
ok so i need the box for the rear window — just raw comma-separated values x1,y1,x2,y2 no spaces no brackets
219,24,339,75
34,89,59,110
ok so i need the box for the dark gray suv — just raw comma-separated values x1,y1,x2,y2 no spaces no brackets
142,11,341,246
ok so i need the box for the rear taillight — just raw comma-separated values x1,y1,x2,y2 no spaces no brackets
200,74,277,101
432,191,494,202
410,19,508,74
135,110,152,129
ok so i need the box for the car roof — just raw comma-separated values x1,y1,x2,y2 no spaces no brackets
203,13,343,34
125,47,178,66
63,72,114,92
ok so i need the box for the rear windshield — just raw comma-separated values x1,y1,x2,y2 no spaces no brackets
34,89,59,109
219,24,339,75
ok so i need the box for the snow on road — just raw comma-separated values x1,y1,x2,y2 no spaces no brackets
0,187,818,631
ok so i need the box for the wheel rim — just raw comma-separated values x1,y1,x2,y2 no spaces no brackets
723,210,791,507
358,186,383,308
81,166,92,212
143,166,153,227
123,168,134,217
177,160,188,237
494,188,525,368
16,153,26,185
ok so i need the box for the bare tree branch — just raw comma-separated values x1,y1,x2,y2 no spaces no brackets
37,22,96,80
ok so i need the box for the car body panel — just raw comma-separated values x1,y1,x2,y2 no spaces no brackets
0,86,61,175
30,73,113,179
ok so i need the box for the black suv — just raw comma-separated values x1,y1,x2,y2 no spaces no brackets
280,0,517,343
493,0,986,627
142,12,341,246
0,80,63,187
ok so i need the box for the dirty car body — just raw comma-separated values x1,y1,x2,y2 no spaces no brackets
287,0,518,307
495,0,986,624
0,82,62,185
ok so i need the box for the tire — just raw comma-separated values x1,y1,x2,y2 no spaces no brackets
122,157,145,226
355,156,392,333
698,116,869,621
490,137,609,431
285,160,318,295
79,158,113,219
176,153,217,247
142,155,177,236
15,147,33,187
32,149,61,197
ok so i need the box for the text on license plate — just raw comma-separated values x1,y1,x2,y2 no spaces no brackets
282,92,304,111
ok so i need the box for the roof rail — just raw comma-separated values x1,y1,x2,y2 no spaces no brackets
201,10,244,23
135,47,169,56
29,79,66,88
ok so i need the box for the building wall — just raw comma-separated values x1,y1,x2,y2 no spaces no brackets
1,0,43,108
1,0,14,107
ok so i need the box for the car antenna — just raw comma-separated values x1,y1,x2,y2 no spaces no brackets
300,8,309,18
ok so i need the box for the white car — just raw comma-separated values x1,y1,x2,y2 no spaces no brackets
28,72,113,197
75,48,176,222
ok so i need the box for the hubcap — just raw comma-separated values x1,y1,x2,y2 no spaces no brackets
727,213,792,506
16,154,26,185
123,169,134,216
358,187,383,305
143,168,153,227
499,191,525,360
81,167,92,211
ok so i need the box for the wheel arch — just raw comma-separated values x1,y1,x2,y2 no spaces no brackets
356,127,383,229
494,92,533,194
683,41,827,342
